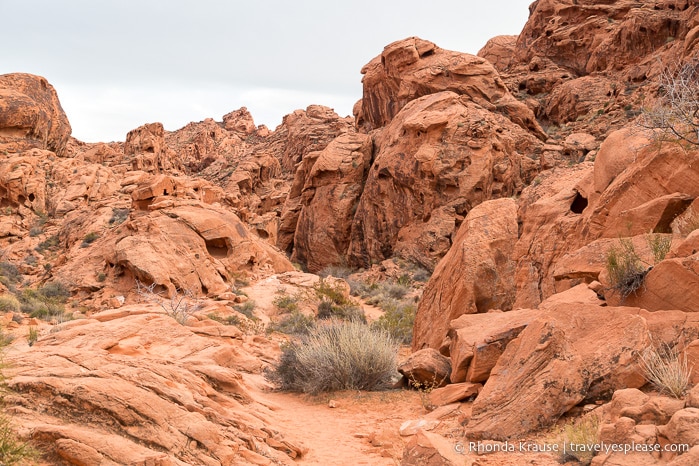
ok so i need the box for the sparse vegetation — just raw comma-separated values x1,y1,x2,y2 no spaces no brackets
371,298,416,344
0,296,20,314
0,263,21,290
108,207,129,226
639,59,699,146
317,264,353,279
605,238,647,300
638,341,690,398
273,293,299,313
645,233,672,264
80,232,100,248
27,327,38,347
267,320,397,395
555,414,601,465
233,300,257,320
267,310,315,335
135,280,201,325
606,234,672,300
18,282,71,321
314,279,366,323
35,235,59,254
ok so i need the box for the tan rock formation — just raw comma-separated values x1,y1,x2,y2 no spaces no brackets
7,307,304,465
357,37,545,139
412,198,519,351
284,132,372,272
0,73,71,156
348,92,542,269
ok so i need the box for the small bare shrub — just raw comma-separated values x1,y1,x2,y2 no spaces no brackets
639,342,690,398
136,280,201,325
267,320,398,394
273,294,299,313
267,310,315,335
606,238,647,300
555,414,600,465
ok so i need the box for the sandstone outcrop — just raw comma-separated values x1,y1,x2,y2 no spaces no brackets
348,92,542,269
7,307,305,465
357,37,545,140
0,73,72,157
466,306,699,440
412,198,519,351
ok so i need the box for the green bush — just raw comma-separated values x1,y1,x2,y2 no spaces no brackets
267,310,315,335
0,296,20,313
646,233,671,264
606,238,647,300
80,232,100,248
316,300,366,323
267,320,398,394
233,300,257,320
18,282,70,321
371,298,416,344
109,208,129,225
273,294,299,313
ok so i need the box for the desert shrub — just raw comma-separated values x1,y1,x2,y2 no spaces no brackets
0,410,38,465
316,300,366,323
371,298,416,344
38,282,70,301
0,296,20,313
0,263,21,287
646,233,672,264
556,415,600,465
384,283,410,300
317,264,353,279
80,232,100,248
267,320,398,394
28,227,42,238
639,342,690,398
313,279,351,305
412,268,431,283
267,310,315,335
273,294,299,313
109,207,129,225
35,235,59,253
135,280,200,325
606,238,647,300
27,326,38,347
18,282,71,321
233,300,257,320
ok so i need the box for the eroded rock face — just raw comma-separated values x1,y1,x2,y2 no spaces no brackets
283,132,373,272
348,92,542,269
56,202,293,298
515,0,693,77
7,308,304,465
465,306,699,440
412,198,519,351
0,73,72,156
358,37,545,139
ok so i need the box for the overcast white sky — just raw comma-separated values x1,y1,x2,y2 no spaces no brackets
1,1,532,142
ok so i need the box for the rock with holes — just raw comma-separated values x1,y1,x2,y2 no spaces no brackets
0,73,71,156
55,201,293,296
348,92,542,270
412,198,519,351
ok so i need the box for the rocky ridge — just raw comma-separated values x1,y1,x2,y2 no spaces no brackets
1,0,699,464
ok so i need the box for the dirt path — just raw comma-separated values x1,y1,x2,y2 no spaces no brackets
252,381,423,465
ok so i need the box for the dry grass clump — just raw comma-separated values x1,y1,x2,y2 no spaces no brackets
555,414,600,465
639,342,691,398
606,238,647,300
267,320,398,395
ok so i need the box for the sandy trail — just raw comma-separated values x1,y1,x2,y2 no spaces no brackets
254,385,423,465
